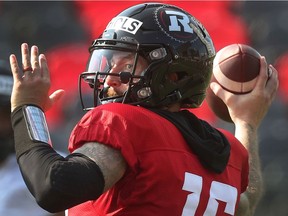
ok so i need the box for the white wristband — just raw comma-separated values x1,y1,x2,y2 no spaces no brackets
23,105,51,145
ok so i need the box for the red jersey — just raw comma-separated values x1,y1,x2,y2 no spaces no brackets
67,103,248,216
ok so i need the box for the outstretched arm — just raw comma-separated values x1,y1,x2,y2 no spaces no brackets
210,56,279,215
9,43,126,212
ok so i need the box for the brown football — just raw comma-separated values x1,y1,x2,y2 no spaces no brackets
206,44,261,122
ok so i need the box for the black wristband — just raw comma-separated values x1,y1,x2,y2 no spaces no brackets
11,105,50,159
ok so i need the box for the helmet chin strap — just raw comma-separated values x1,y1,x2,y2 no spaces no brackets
157,90,183,107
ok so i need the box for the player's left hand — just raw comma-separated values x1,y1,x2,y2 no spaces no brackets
9,43,65,112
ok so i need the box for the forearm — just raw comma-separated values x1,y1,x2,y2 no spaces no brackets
235,122,263,214
18,147,104,212
11,105,104,212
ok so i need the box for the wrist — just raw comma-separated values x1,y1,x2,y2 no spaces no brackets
11,105,52,159
234,121,258,150
234,120,258,134
11,102,42,113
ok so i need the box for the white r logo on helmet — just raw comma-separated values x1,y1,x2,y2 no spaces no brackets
165,10,193,33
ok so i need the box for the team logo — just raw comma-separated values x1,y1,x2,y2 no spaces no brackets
155,7,197,42
105,16,143,35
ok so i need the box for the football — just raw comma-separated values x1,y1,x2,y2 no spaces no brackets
206,44,261,122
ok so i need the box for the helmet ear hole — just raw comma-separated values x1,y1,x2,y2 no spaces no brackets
167,71,189,83
166,72,178,82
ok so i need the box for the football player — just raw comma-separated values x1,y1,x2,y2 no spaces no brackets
9,3,278,216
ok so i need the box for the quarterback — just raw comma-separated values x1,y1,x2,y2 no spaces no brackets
9,3,278,216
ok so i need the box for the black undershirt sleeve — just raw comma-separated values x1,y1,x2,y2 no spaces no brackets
11,106,105,213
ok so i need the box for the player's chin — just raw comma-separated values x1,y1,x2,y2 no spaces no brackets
106,87,123,97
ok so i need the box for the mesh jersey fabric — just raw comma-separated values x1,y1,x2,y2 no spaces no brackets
67,103,248,216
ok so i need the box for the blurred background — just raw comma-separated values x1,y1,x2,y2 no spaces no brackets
0,1,287,215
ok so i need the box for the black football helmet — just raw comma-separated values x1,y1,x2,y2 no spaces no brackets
79,3,215,110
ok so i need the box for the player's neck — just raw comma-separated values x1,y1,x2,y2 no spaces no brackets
163,103,181,112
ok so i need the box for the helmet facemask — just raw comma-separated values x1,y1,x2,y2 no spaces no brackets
79,39,169,110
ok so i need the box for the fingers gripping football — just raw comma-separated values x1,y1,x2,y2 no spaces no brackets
210,56,278,128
